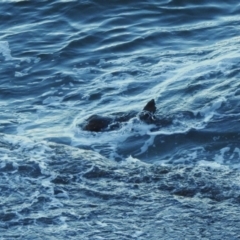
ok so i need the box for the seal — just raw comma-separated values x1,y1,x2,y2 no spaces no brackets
82,115,113,132
81,99,169,132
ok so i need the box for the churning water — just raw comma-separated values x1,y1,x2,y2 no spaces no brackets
1,1,240,239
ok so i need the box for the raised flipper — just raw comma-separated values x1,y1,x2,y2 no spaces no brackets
139,99,157,123
143,99,156,113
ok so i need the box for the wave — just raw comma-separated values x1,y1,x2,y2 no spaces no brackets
1,133,240,238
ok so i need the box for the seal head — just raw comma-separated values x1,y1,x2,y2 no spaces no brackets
83,115,113,132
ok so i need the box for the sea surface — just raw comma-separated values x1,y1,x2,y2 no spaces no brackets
1,0,240,239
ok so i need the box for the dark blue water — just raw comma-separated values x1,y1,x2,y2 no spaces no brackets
1,1,240,239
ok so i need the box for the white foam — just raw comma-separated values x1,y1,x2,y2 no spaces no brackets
230,148,240,160
213,147,230,164
147,128,187,136
132,230,144,238
71,116,156,160
197,160,229,169
0,41,13,60
1,134,52,161
42,96,63,106
41,90,58,97
135,135,156,156
124,155,149,165
199,97,226,122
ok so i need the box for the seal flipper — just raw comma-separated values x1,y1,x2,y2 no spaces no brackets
140,99,172,127
139,99,156,123
143,99,156,113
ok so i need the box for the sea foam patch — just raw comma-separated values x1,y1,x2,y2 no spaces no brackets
71,115,157,160
0,41,13,61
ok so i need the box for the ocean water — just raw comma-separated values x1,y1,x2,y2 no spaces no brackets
1,0,240,239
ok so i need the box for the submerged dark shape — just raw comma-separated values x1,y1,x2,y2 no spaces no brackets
82,99,171,132
143,99,156,113
139,99,157,124
83,115,113,132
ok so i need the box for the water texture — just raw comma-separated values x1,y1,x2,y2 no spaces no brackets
1,134,240,239
0,0,240,239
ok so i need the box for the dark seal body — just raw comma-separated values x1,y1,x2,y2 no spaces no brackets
83,115,113,132
82,99,171,132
